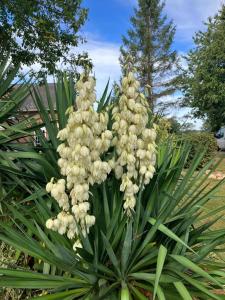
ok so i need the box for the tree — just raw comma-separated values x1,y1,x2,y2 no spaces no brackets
0,0,88,75
120,0,179,110
63,52,93,79
182,5,225,131
168,117,181,134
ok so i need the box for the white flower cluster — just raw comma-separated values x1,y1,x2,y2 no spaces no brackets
46,73,112,242
112,71,157,213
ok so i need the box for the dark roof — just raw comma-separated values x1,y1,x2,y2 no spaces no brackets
20,83,56,112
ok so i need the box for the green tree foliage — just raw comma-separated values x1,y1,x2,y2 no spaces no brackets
182,132,218,168
0,0,88,75
168,117,181,134
120,0,179,110
182,5,225,131
168,117,196,133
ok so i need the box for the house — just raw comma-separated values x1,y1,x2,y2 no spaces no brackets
19,83,56,117
18,83,56,144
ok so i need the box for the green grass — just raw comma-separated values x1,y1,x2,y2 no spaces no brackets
199,152,225,262
204,152,225,228
215,151,225,172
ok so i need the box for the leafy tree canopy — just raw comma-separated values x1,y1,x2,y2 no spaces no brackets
0,0,88,75
182,5,225,131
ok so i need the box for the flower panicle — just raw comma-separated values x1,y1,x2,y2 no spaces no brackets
112,70,157,213
46,72,112,248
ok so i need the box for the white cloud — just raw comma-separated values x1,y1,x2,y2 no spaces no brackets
165,0,225,44
71,39,121,97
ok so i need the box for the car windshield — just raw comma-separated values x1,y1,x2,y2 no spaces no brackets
216,129,224,138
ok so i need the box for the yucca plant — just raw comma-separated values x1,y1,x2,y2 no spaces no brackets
0,142,225,299
0,66,225,300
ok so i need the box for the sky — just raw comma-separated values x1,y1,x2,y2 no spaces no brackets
75,0,225,128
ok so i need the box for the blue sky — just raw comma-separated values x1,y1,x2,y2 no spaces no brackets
77,0,225,128
82,0,224,51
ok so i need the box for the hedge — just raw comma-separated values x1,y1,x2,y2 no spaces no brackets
182,132,217,168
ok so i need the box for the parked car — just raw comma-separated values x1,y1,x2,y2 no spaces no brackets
215,127,225,150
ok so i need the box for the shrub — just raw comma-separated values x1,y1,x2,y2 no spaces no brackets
182,132,217,168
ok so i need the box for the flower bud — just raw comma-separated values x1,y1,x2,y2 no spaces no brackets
46,219,53,229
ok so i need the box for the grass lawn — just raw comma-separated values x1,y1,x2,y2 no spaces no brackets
215,151,225,172
203,152,225,229
204,152,225,229
200,151,225,262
